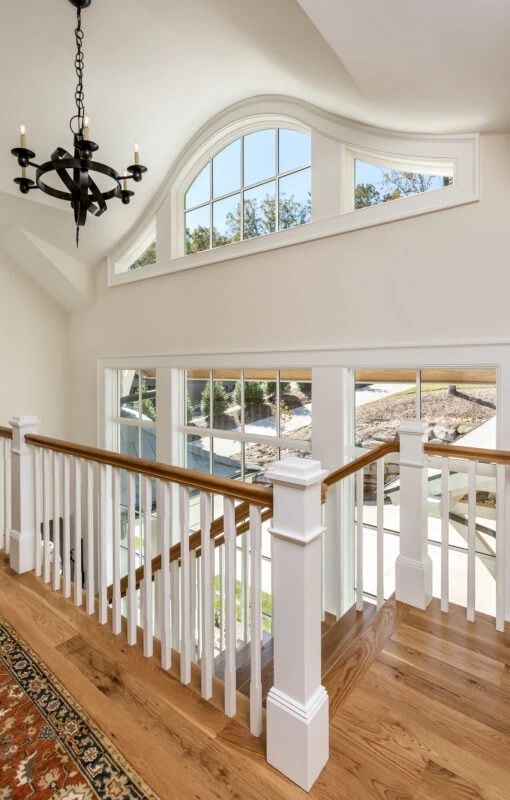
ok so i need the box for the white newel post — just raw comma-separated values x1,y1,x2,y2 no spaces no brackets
395,421,432,609
265,457,329,792
9,416,40,574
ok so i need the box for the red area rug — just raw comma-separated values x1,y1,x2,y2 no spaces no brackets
0,619,160,799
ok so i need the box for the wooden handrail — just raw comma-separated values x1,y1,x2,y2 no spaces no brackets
109,500,259,601
424,442,510,465
0,426,12,440
25,433,273,508
109,484,328,601
323,441,400,488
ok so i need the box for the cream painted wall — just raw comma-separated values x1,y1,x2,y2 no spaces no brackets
0,247,69,437
69,133,510,446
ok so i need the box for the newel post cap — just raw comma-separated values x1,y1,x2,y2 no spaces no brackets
398,420,427,438
266,457,328,489
9,415,40,430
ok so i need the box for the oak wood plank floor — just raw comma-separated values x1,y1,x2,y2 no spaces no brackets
1,555,509,800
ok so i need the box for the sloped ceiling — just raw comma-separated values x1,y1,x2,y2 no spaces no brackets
0,0,509,277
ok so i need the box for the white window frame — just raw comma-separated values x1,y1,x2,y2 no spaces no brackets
182,127,312,255
115,218,157,274
98,339,510,621
107,97,479,288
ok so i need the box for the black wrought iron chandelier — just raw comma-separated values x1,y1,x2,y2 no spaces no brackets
11,0,147,246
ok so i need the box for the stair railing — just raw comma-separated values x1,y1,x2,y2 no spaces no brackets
1,416,329,791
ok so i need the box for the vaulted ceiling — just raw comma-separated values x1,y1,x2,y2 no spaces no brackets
0,0,509,283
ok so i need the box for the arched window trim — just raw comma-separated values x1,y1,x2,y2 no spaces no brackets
116,218,156,272
108,96,479,288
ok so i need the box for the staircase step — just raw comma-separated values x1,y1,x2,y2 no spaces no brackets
213,632,273,688
233,601,376,704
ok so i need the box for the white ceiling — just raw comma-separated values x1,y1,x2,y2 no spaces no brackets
0,0,509,270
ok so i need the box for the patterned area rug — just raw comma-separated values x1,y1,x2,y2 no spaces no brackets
0,619,160,799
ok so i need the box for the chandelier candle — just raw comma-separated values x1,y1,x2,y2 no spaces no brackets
10,0,147,246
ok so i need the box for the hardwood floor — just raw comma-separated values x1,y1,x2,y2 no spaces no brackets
1,555,509,799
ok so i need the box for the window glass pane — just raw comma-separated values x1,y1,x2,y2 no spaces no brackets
280,379,312,440
244,129,276,186
420,381,496,447
243,180,276,240
185,163,210,209
354,159,452,209
355,376,416,447
212,370,241,430
279,129,311,173
244,372,276,436
212,438,242,480
186,372,210,428
119,423,140,458
213,194,241,248
186,434,210,530
186,205,210,254
213,139,241,198
139,369,157,423
279,448,311,460
244,443,278,485
278,167,311,230
130,237,156,271
118,370,139,419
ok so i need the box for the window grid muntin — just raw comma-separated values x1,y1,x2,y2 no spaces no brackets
185,128,311,253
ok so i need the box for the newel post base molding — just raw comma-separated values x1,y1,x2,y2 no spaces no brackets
9,415,39,574
265,457,329,792
395,420,432,610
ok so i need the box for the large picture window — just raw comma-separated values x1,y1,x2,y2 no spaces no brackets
184,128,311,254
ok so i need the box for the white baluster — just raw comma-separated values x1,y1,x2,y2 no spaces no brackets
85,461,95,616
496,464,506,632
467,460,477,622
74,459,82,607
43,449,51,583
196,553,202,660
52,452,61,592
62,455,71,599
160,482,171,669
98,463,108,624
219,544,225,653
249,504,262,737
142,475,153,657
127,471,137,645
190,548,197,662
355,468,364,611
170,558,180,651
242,530,250,643
112,467,121,635
376,457,384,609
179,484,191,684
200,490,213,699
224,497,237,717
34,448,42,577
441,457,449,613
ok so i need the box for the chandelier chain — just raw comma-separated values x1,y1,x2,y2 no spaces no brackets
70,8,86,134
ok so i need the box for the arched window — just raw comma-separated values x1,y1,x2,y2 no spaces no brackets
184,128,311,254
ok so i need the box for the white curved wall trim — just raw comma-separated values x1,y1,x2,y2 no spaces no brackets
108,95,479,287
